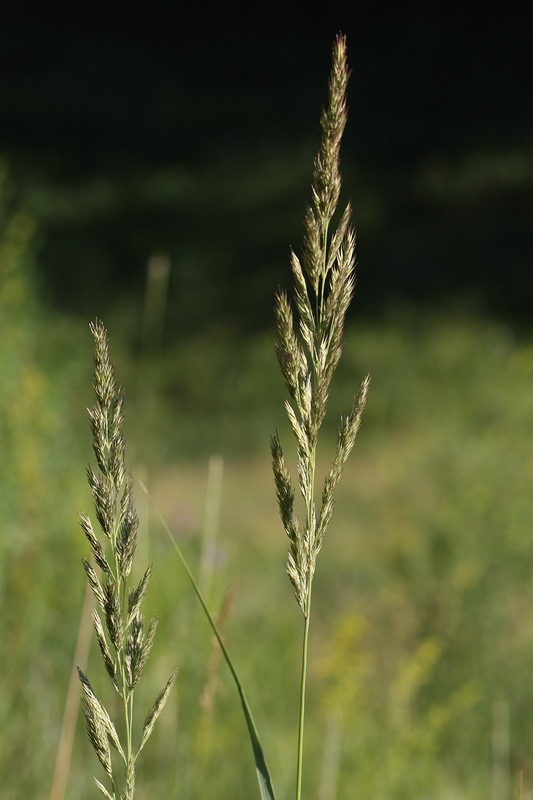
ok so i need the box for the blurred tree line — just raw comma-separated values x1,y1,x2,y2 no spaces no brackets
1,17,532,336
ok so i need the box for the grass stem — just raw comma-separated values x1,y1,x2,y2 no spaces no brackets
296,603,312,800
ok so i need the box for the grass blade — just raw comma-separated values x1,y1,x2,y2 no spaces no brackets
139,479,277,800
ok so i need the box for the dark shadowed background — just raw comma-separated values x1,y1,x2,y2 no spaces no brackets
1,17,532,332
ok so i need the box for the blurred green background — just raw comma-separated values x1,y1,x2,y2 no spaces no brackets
2,16,533,800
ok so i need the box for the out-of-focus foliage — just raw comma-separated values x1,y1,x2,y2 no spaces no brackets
3,238,533,796
3,23,533,798
1,23,533,327
0,162,42,530
0,168,89,795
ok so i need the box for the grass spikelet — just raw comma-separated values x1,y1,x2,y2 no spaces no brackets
92,610,116,684
128,565,153,621
94,778,115,800
78,667,125,762
78,319,176,798
82,558,106,611
79,671,113,780
275,290,306,403
80,513,111,573
271,34,370,800
103,580,123,651
126,614,158,690
271,431,306,610
138,670,178,754
317,373,370,551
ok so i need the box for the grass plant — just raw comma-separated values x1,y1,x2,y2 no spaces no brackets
79,320,176,799
271,34,369,798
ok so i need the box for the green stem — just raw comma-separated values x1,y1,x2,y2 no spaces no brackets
124,689,132,763
296,422,317,800
120,576,134,791
317,221,329,330
295,599,312,800
296,213,326,799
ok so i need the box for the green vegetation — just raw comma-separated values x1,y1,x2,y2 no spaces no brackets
3,281,533,798
2,33,533,800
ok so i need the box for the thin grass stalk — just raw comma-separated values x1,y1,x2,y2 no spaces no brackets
318,708,344,800
199,454,224,597
271,35,370,800
296,608,311,800
194,454,226,792
49,581,93,800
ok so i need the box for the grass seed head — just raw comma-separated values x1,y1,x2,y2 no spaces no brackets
272,34,370,613
79,320,176,797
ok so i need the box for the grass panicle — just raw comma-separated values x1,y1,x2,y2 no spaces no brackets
79,320,176,799
271,34,370,800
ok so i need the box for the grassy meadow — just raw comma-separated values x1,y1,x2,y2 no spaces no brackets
3,215,533,799
2,28,533,797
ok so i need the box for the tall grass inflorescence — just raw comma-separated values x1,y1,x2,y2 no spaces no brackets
271,34,370,800
79,320,176,800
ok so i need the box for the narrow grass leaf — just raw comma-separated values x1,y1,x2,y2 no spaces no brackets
139,480,277,800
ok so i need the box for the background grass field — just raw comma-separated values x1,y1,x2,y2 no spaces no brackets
3,243,533,798
2,20,533,799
